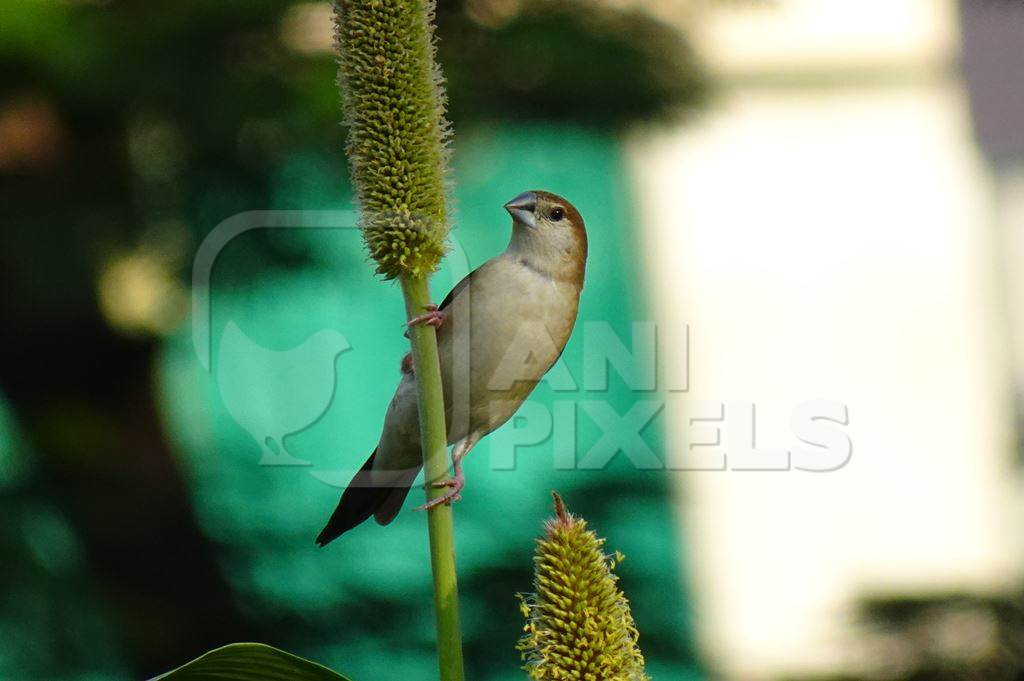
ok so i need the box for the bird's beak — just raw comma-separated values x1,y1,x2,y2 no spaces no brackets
504,191,537,229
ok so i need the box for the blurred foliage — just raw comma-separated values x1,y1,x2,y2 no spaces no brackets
0,392,130,681
436,0,706,126
781,594,1024,681
1,0,706,294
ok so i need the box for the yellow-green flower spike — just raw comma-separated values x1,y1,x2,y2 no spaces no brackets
334,0,452,279
518,492,649,681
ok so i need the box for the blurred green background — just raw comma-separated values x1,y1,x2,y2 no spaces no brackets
0,1,705,679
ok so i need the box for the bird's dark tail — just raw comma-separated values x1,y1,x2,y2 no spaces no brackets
315,450,418,546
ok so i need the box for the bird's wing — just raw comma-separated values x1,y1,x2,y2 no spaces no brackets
438,266,479,311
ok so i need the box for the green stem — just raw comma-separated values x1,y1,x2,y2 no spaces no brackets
400,274,464,681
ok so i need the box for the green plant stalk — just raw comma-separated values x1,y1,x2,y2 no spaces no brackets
401,274,464,681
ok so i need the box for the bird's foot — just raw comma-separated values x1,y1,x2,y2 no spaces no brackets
407,304,445,330
415,474,464,511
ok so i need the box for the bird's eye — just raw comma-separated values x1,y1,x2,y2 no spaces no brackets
550,207,564,221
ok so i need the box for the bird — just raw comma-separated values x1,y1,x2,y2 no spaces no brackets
316,190,587,546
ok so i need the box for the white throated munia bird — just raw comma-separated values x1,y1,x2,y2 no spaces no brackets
317,190,587,546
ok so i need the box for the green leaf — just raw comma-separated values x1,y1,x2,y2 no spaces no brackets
152,642,351,681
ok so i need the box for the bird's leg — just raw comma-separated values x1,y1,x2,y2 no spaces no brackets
400,352,414,375
416,433,480,511
407,303,445,329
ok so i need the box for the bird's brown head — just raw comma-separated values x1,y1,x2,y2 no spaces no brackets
504,190,587,285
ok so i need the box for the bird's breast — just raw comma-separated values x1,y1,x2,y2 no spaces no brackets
437,257,581,439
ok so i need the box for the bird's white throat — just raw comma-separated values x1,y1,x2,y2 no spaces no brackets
506,224,584,283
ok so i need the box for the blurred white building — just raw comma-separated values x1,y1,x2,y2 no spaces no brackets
627,1,1023,677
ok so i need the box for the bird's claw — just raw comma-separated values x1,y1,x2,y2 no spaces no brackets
407,304,445,331
415,491,461,512
415,476,464,511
